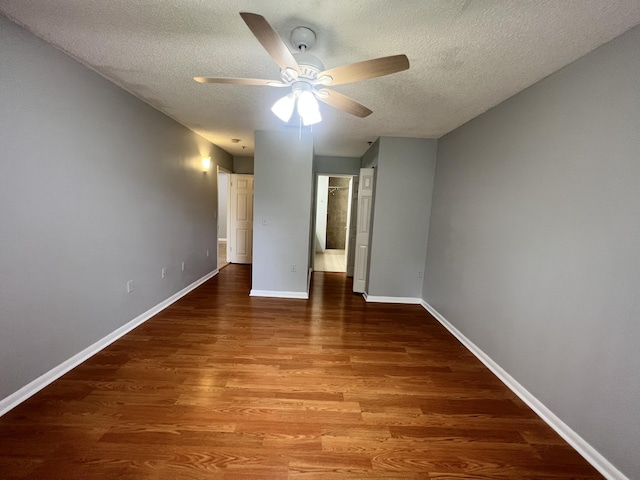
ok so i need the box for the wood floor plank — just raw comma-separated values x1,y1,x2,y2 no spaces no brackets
0,265,603,478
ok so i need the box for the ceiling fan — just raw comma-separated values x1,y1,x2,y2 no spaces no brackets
194,12,410,125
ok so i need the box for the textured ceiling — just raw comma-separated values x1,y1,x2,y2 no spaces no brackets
2,1,640,157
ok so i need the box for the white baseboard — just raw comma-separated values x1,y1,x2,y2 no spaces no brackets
420,300,629,480
218,238,227,242
365,295,422,304
249,289,309,299
0,269,219,417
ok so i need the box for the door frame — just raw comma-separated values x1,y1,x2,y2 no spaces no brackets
312,173,358,273
217,166,232,269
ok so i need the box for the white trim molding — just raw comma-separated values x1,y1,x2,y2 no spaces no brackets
0,269,219,417
365,295,422,304
250,290,309,299
420,300,629,480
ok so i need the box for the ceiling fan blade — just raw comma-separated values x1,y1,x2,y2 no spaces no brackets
317,89,373,118
194,77,283,86
319,54,409,86
240,12,301,74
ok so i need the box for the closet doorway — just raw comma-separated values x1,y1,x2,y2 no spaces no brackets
314,175,354,273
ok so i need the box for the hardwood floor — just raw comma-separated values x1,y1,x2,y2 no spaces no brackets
0,265,602,479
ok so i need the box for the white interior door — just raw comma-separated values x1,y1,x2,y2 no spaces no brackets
345,175,358,277
353,168,374,293
228,174,254,264
315,176,329,253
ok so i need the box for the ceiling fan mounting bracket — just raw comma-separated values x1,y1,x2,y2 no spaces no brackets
291,26,316,51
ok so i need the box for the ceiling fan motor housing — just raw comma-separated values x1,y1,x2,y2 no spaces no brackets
293,52,325,80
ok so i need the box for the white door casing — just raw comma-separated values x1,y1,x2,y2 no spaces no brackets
345,175,358,277
217,167,231,265
315,176,329,253
229,174,254,264
353,168,374,293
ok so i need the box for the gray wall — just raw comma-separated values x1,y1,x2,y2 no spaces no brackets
314,155,361,175
367,137,437,298
252,130,314,295
424,25,640,478
233,156,254,174
0,17,231,402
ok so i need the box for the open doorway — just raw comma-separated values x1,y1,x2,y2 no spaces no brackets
314,175,354,273
217,166,231,270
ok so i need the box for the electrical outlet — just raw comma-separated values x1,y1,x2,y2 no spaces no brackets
181,261,185,271
161,267,167,279
417,271,423,279
126,280,134,293
290,264,296,272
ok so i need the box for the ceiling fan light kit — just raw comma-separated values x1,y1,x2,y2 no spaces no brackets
271,93,296,122
195,12,410,125
297,90,321,126
270,85,322,126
